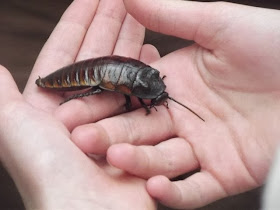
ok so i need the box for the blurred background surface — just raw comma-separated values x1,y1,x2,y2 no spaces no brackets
0,0,279,209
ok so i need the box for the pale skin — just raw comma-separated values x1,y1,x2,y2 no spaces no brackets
60,0,280,209
0,0,159,209
1,0,280,210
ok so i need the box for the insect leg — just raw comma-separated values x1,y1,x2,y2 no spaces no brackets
148,103,158,112
60,87,103,105
138,98,150,115
124,95,132,111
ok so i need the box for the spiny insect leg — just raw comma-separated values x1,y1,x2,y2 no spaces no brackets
60,88,102,105
138,98,150,115
124,95,132,111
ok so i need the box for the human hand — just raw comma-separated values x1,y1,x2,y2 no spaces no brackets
0,0,158,209
0,68,156,209
71,0,280,209
23,0,160,131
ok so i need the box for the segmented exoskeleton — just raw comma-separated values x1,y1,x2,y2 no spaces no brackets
36,55,204,121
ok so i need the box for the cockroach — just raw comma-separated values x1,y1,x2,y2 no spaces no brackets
36,55,204,121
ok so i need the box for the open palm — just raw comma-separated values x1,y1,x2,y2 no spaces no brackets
69,1,280,209
24,0,159,129
0,0,160,209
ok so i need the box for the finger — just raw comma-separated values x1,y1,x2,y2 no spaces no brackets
24,0,99,109
113,14,145,58
124,0,235,49
139,44,161,64
107,138,199,179
55,91,126,131
146,172,227,209
76,0,127,60
0,65,22,106
71,108,174,154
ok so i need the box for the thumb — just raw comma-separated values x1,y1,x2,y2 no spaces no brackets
124,0,236,49
0,65,22,106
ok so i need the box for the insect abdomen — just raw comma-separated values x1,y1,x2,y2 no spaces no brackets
35,59,102,90
35,56,151,95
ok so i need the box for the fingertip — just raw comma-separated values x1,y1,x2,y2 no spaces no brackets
147,175,184,208
122,0,138,16
71,125,97,153
0,65,13,86
140,44,161,64
146,175,172,199
0,65,21,105
0,65,16,87
148,172,228,209
0,64,8,73
107,143,136,169
71,124,110,154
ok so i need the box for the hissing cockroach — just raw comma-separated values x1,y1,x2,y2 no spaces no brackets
36,55,204,121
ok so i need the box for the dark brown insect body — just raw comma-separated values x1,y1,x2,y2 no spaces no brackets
36,56,204,121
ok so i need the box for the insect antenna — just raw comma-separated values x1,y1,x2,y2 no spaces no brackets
168,97,205,122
